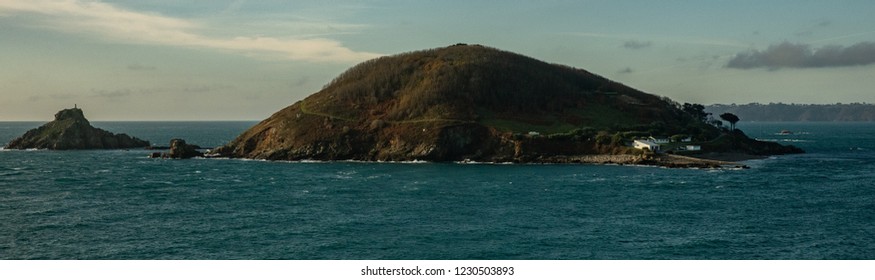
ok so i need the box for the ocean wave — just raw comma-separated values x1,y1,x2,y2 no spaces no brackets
333,170,358,179
756,138,814,143
0,171,23,177
0,148,45,152
229,158,435,164
310,159,430,164
142,180,176,185
454,160,513,165
236,158,270,162
373,159,430,164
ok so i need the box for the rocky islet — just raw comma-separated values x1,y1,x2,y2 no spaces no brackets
4,107,150,150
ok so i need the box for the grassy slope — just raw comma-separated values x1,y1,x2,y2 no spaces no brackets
300,44,696,134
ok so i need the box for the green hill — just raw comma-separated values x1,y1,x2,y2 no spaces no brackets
302,44,697,133
214,44,799,162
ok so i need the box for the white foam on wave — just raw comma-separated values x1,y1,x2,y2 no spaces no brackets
773,131,810,135
454,160,518,165
455,159,487,164
228,158,434,164
0,147,47,152
375,159,432,164
756,138,813,143
237,158,269,162
340,159,432,164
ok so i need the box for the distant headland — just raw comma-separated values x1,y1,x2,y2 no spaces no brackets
209,44,803,167
707,103,875,122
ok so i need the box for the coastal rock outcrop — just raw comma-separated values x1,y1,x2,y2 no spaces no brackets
168,139,203,159
4,108,150,150
703,130,804,155
147,139,204,159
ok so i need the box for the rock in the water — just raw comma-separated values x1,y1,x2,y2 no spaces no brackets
168,139,203,159
4,108,150,150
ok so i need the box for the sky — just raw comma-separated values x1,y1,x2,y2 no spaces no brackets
2,0,875,121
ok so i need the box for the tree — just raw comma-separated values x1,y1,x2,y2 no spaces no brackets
682,103,709,122
720,112,740,131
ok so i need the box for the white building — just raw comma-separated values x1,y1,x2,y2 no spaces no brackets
685,145,702,151
634,139,660,151
648,136,670,144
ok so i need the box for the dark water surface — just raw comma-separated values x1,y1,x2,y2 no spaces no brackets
1,121,873,259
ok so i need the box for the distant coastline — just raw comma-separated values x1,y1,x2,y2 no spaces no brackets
706,103,875,122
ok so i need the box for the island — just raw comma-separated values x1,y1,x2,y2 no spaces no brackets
4,107,150,150
210,44,803,167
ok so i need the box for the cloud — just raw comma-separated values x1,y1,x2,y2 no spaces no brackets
182,84,236,93
127,63,156,71
795,19,832,37
0,0,380,63
816,19,832,27
91,89,133,99
622,40,652,50
564,32,747,48
290,76,311,88
794,31,813,37
27,94,79,102
726,41,875,69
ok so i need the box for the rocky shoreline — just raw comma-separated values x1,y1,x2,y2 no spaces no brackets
201,153,750,169
516,153,750,169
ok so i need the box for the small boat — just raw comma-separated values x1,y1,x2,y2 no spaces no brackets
779,130,793,135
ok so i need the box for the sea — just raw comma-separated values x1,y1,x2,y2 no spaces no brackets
0,121,873,260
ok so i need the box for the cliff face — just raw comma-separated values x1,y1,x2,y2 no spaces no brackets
214,44,799,162
4,108,150,150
